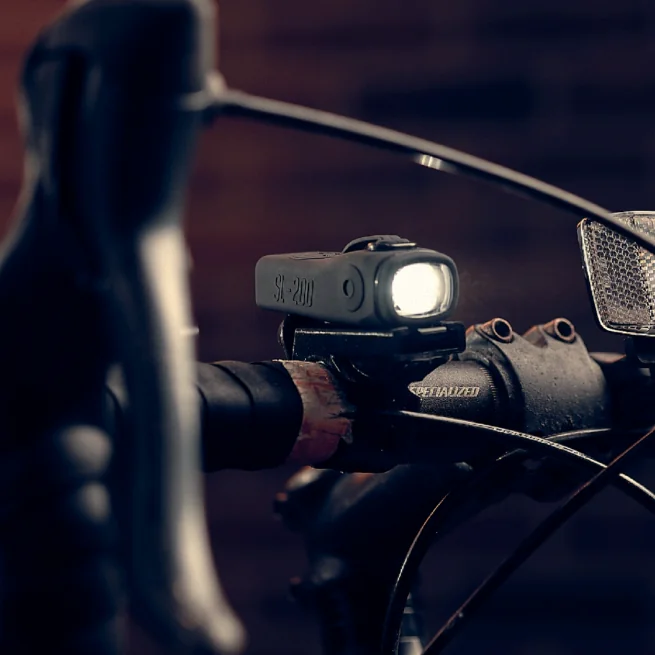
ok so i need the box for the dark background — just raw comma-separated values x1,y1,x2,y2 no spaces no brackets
2,1,655,654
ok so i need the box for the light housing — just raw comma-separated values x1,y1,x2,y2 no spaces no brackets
579,211,655,336
255,235,459,329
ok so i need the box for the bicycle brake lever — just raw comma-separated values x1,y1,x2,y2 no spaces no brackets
11,0,244,652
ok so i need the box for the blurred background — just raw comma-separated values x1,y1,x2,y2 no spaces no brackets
2,0,655,653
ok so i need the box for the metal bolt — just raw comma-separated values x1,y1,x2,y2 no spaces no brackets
480,318,514,343
544,318,576,343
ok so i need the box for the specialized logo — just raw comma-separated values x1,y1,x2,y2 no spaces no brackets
410,386,481,399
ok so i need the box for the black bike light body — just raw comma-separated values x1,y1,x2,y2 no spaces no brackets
255,237,458,329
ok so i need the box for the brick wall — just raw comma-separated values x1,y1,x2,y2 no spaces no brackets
1,2,655,654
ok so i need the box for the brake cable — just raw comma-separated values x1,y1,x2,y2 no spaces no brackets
378,418,655,655
419,423,655,654
361,411,655,512
210,88,655,256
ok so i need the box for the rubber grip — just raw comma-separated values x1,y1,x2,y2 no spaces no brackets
0,425,121,654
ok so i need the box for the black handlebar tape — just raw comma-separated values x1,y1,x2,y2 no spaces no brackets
107,360,350,472
198,362,304,471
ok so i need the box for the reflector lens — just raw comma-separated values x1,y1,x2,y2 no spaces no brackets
579,212,655,336
391,263,453,318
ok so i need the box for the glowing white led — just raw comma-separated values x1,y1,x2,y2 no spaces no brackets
391,263,452,318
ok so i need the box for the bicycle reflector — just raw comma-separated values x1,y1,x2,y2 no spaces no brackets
579,211,655,336
255,235,458,328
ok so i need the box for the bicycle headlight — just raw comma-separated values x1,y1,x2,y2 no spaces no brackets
391,262,454,318
255,235,458,329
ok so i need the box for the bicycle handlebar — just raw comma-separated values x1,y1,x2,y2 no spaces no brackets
101,334,655,476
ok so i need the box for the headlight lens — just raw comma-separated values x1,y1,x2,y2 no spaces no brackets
391,262,453,318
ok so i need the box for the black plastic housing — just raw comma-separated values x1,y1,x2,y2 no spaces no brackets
255,247,459,329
